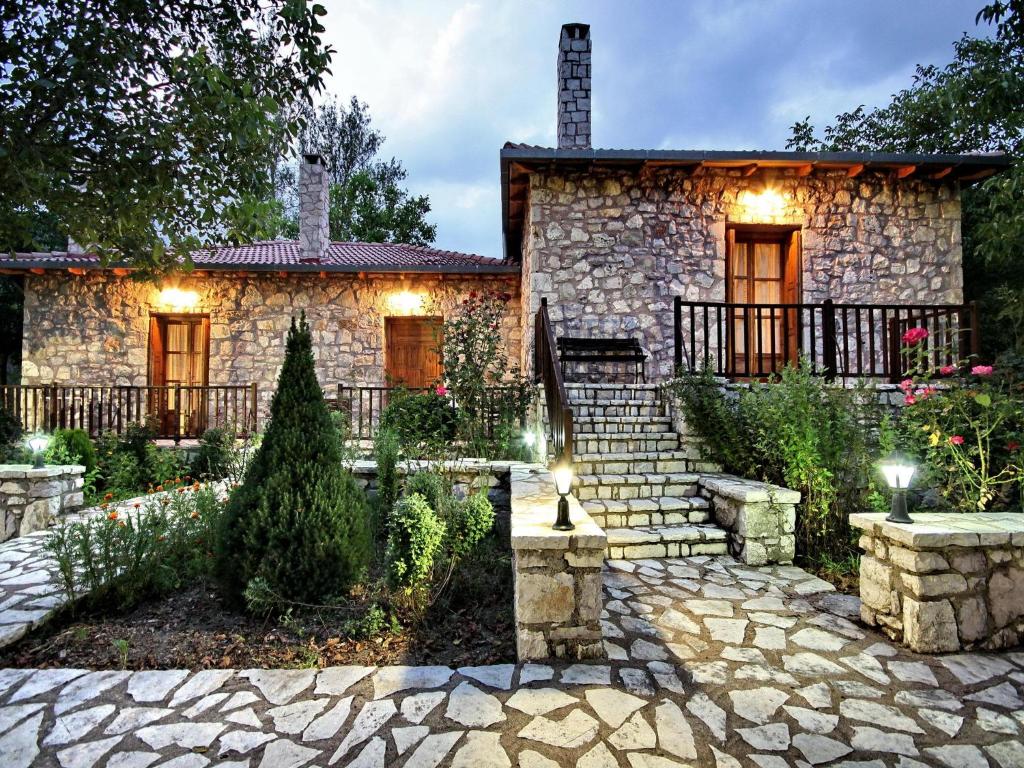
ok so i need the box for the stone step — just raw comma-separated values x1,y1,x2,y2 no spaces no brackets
573,415,674,434
574,451,697,475
573,472,701,500
582,496,711,529
605,524,730,559
567,386,661,405
571,401,667,418
573,433,682,454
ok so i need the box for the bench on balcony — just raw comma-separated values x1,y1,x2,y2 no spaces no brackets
557,336,648,383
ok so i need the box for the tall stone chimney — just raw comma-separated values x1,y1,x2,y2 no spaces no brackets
557,23,591,149
298,153,329,261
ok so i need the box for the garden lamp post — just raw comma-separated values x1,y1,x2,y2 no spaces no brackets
552,463,574,531
27,433,49,470
880,452,916,524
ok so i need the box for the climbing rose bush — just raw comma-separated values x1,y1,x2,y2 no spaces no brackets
898,328,1023,511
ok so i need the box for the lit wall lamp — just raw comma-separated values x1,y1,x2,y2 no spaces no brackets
27,433,49,469
388,290,424,315
880,452,916,524
552,463,574,531
739,188,788,219
159,287,199,310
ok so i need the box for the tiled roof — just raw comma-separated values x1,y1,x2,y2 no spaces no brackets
1,240,516,274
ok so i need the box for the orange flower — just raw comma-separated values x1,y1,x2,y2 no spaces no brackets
192,482,201,491
190,511,199,519
177,487,186,494
133,503,141,509
156,485,164,492
107,511,118,521
103,492,114,501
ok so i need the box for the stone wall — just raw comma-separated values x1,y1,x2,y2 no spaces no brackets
20,271,522,420
700,475,799,567
520,167,962,378
851,512,1024,653
0,464,85,541
510,465,606,661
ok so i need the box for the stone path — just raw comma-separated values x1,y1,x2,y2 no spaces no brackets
1,554,1023,767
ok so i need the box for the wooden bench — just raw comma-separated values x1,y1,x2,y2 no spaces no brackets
556,336,648,383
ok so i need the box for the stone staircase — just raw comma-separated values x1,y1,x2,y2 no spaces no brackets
564,383,729,560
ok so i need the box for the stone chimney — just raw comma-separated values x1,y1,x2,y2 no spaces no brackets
557,23,591,149
298,153,330,261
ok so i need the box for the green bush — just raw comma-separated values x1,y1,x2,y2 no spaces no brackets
374,426,400,523
47,482,224,610
216,314,370,606
47,428,97,475
190,427,234,480
448,490,495,559
404,471,454,520
0,403,23,462
379,390,455,460
671,362,889,564
386,492,446,589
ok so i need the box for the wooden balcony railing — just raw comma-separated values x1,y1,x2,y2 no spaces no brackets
0,384,258,442
534,298,574,464
673,297,979,382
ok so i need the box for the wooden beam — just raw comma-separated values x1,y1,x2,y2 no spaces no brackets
29,267,45,275
795,164,813,177
276,271,288,279
958,167,997,181
112,267,130,276
67,267,87,276
930,166,954,180
690,163,706,177
895,165,917,179
846,164,865,178
740,163,759,177
319,271,328,279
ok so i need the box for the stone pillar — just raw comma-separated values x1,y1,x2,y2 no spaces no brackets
0,464,85,541
700,474,799,566
298,153,330,262
557,23,591,149
510,465,606,660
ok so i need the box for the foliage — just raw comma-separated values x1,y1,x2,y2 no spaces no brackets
373,427,401,525
897,329,1023,510
269,97,436,246
379,389,456,460
385,493,446,590
440,289,534,459
670,362,891,561
0,1,333,271
787,1,1024,356
216,314,369,606
0,276,22,384
0,402,23,462
47,480,224,610
403,471,454,520
447,490,496,560
190,427,235,480
329,409,359,462
48,429,97,475
91,422,187,503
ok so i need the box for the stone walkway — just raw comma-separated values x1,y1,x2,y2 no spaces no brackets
0,555,1022,767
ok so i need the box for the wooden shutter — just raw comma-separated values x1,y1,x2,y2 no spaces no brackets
148,316,166,386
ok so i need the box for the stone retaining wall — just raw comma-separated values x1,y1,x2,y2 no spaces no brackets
0,464,85,541
510,465,606,661
851,512,1024,652
700,475,799,566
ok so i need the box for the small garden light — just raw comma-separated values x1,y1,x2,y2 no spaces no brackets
552,463,574,531
27,433,49,469
523,431,536,447
880,452,916,524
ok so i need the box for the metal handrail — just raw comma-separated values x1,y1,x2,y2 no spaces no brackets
534,298,574,465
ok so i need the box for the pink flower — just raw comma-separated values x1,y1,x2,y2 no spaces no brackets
898,379,914,393
902,327,929,345
971,365,994,376
939,365,956,376
914,386,936,400
1008,441,1020,452
904,395,917,406
949,435,964,445
435,385,448,396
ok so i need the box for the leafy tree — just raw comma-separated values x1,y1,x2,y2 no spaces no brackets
216,313,369,605
273,98,437,245
0,1,333,272
787,0,1024,356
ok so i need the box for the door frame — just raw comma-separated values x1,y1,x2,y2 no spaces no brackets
147,313,211,436
725,224,802,376
383,315,444,388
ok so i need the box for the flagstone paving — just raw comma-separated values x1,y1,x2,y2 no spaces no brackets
0,554,1022,766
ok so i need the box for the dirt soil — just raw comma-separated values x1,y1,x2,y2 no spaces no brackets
0,583,514,670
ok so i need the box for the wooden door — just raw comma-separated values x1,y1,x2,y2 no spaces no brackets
148,315,210,436
384,317,443,388
727,228,800,376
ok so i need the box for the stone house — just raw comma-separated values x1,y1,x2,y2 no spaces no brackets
1,22,1009,438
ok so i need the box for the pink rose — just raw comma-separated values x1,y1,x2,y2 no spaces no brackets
939,365,956,376
971,365,993,376
901,327,929,345
949,435,964,445
904,395,917,406
435,385,448,396
898,379,914,393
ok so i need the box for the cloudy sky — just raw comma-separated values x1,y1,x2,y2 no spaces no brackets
317,0,988,257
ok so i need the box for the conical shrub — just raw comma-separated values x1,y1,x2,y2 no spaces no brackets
216,313,369,605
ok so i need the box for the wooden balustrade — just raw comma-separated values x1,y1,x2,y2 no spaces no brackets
534,298,574,465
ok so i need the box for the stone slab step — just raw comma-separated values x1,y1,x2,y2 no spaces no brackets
575,452,697,475
572,403,667,418
582,496,711,528
574,434,682,454
573,472,700,500
573,416,674,434
605,524,730,559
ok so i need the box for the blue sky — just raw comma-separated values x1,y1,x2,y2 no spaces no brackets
317,0,988,257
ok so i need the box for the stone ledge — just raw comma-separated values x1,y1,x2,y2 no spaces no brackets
0,464,86,480
700,473,802,505
850,512,1024,549
510,466,605,552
